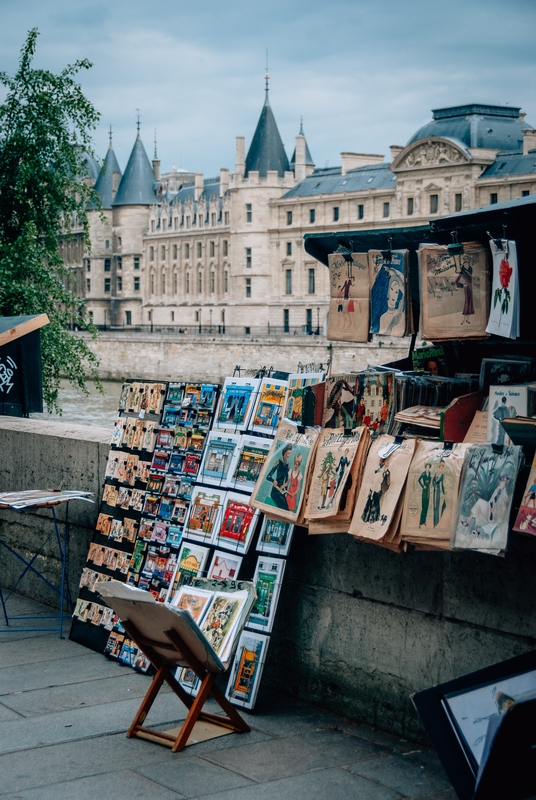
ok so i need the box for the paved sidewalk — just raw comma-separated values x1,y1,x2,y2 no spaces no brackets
0,592,455,800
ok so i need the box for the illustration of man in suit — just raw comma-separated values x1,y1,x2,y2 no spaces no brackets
418,462,432,527
362,457,390,524
432,461,446,527
493,396,517,445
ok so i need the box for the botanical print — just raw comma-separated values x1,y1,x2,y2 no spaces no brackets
327,252,370,343
305,428,362,520
256,517,294,557
251,379,288,434
486,240,519,339
369,250,408,337
283,372,324,426
350,435,416,540
230,435,272,492
198,432,241,486
452,444,522,553
513,453,536,535
225,631,270,709
401,441,468,541
184,488,225,543
214,378,260,432
214,492,258,554
251,422,319,522
247,556,285,632
486,385,527,446
420,242,489,339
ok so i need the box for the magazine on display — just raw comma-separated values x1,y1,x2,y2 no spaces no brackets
486,384,533,445
369,249,411,337
305,428,363,520
486,239,520,339
327,252,370,343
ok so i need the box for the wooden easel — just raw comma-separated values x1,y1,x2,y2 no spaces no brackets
121,618,250,752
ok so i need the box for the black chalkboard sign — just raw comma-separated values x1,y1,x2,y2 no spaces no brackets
0,315,48,416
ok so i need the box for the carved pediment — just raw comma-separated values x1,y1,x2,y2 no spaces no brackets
393,138,470,170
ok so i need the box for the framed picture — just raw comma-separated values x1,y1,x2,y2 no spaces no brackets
207,550,243,581
184,487,226,544
247,556,286,633
214,491,259,555
225,631,270,710
257,517,294,557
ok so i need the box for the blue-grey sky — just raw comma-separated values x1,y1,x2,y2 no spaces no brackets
1,0,535,176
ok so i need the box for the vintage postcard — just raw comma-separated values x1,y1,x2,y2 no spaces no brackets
136,460,152,483
166,382,185,405
130,489,145,512
184,487,226,543
141,421,158,452
256,517,295,557
251,379,288,435
116,486,131,510
230,435,272,492
166,525,183,547
452,444,522,554
486,385,529,445
322,374,358,429
305,427,363,520
513,452,536,535
328,252,370,342
171,585,214,622
247,556,286,633
110,418,125,448
198,432,241,487
214,492,259,555
420,242,490,340
207,550,243,581
225,631,270,709
200,383,218,410
199,591,248,660
284,372,325,426
108,518,123,542
369,250,409,337
96,513,113,537
214,378,260,432
250,422,319,522
486,239,519,339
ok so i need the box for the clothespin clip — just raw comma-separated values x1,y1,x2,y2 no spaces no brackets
442,441,454,451
486,230,504,250
492,443,504,454
448,230,464,256
296,424,306,435
377,435,404,460
343,427,353,437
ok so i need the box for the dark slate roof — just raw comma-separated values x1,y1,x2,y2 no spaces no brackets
113,135,157,206
78,150,100,181
289,120,314,168
479,150,536,179
408,104,530,152
245,91,290,177
282,162,394,199
93,144,122,210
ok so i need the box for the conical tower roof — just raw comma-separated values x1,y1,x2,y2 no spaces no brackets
113,133,157,206
245,86,290,178
290,118,315,169
93,135,122,209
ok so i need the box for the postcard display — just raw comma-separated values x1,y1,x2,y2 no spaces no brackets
70,374,307,711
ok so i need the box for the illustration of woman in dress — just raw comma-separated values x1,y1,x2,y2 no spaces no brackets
266,443,292,509
493,396,517,445
285,453,303,512
326,379,355,429
362,458,390,524
379,270,405,335
454,255,475,324
432,461,446,527
418,462,432,527
462,475,510,537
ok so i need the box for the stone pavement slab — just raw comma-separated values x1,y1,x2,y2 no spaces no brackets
0,702,21,721
0,630,87,667
349,751,453,797
137,754,255,796
0,651,129,695
4,768,185,800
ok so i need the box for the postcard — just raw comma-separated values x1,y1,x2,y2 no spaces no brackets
167,452,185,476
214,492,259,555
214,378,260,432
184,487,225,543
118,382,131,412
108,519,123,542
284,372,325,427
225,631,270,709
166,382,185,405
170,498,188,525
105,632,125,657
152,521,169,544
87,543,106,566
183,383,202,408
110,418,125,448
141,421,158,452
513,453,536,535
250,422,319,522
200,383,218,410
162,405,182,429
138,519,154,541
170,585,214,622
486,385,529,445
256,517,295,557
105,454,119,480
113,453,129,482
305,427,363,520
173,427,191,451
136,460,152,483
198,432,241,487
151,450,170,473
100,606,115,630
251,379,288,434
247,556,286,633
143,494,160,516
116,486,131,510
96,513,113,537
167,541,210,600
200,590,248,660
230,435,272,492
327,252,370,342
147,473,164,494
129,540,147,574
130,489,146,513
369,249,409,337
130,418,146,451
162,475,181,497
79,568,99,593
177,667,200,696
166,525,183,547
207,550,243,581
183,452,201,476
158,496,175,521
156,428,174,449
102,484,118,507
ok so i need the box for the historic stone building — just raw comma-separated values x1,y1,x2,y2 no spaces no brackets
78,95,535,333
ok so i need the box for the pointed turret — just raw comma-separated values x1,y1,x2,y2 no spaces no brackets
244,76,290,178
290,118,315,170
113,126,157,206
93,128,122,209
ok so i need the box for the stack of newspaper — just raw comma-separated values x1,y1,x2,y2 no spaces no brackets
0,489,93,509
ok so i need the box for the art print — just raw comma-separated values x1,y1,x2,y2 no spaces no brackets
486,385,528,446
158,496,174,521
284,372,325,426
251,422,318,521
167,452,184,475
322,375,357,429
183,383,201,408
327,252,370,342
96,513,113,537
147,383,165,414
108,519,123,542
513,453,536,535
141,421,157,452
151,450,170,473
199,432,241,486
257,517,294,556
200,383,218,410
247,556,285,632
420,242,489,339
166,382,185,405
207,550,243,581
214,378,260,432
110,418,124,448
225,631,270,709
143,494,160,516
136,460,152,483
88,543,106,566
452,444,522,553
138,519,153,541
184,487,225,543
116,486,131,510
230,435,272,492
170,498,188,525
354,371,395,438
486,240,519,339
369,250,408,336
113,453,129,482
171,585,214,622
305,428,362,520
79,568,99,593
118,382,131,412
129,541,147,573
156,428,174,449
199,592,246,658
167,542,210,599
130,489,145,513
130,419,146,451
214,492,258,554
251,379,288,434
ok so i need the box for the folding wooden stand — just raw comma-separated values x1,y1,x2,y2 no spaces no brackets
121,618,250,752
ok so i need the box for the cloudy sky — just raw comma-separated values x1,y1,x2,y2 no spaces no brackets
1,0,535,176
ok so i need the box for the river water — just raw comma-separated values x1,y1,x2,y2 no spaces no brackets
31,378,122,428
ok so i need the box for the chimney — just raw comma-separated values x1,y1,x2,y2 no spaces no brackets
340,152,384,176
294,135,306,182
235,136,245,176
194,173,204,202
219,168,229,197
522,128,536,155
389,145,404,163
152,158,161,181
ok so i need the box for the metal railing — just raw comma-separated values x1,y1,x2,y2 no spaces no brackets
93,324,325,337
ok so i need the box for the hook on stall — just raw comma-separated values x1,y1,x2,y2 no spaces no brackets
381,236,394,263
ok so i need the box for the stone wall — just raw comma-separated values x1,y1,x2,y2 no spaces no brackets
80,330,409,382
3,417,534,741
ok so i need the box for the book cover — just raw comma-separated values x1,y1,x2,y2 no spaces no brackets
486,385,528,445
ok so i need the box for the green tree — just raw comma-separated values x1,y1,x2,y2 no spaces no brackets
0,28,101,412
